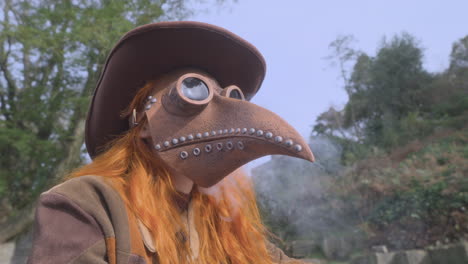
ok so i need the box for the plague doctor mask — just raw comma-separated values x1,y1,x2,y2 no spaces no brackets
132,69,314,187
84,21,314,187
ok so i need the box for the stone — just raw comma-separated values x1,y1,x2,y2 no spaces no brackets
375,252,396,264
0,242,15,264
428,240,468,264
404,250,430,264
381,250,429,264
291,240,317,258
301,258,326,264
352,248,431,264
321,235,353,260
390,252,408,264
462,240,468,255
350,252,397,264
372,245,389,253
350,254,377,264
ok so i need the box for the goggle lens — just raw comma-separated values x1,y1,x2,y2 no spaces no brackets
181,77,209,101
229,89,243,100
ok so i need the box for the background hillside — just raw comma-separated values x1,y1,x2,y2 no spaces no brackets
253,33,468,263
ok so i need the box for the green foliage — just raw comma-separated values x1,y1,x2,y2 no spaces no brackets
326,128,468,249
349,34,432,147
0,127,64,207
0,0,228,214
368,181,468,226
450,36,468,71
315,32,468,159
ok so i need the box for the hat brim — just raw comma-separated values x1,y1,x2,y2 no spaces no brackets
85,21,266,158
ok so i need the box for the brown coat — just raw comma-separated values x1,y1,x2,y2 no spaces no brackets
26,175,306,264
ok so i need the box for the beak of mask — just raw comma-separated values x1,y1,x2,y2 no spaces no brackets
136,70,315,188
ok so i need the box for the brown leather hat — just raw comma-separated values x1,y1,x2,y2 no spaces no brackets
85,21,266,158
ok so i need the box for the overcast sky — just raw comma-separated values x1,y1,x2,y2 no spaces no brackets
189,0,468,169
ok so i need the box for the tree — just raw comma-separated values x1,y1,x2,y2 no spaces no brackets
448,36,468,96
0,0,231,242
313,107,347,138
316,33,431,149
324,35,364,140
362,34,430,146
450,36,468,70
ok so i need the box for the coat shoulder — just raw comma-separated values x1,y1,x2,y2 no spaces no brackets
28,175,136,264
44,175,129,238
46,175,116,201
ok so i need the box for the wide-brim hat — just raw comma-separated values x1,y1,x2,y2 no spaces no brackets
85,21,266,158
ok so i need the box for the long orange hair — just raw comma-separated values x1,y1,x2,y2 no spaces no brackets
66,80,275,264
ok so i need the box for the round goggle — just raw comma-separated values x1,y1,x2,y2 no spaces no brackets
174,73,245,104
165,73,245,116
134,74,247,125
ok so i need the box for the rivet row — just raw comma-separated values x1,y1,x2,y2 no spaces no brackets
153,128,303,153
178,140,243,160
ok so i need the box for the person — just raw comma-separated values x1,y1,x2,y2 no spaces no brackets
27,21,315,264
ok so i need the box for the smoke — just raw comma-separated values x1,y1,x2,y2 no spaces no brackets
251,135,348,240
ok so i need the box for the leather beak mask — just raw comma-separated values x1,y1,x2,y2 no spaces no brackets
136,69,315,188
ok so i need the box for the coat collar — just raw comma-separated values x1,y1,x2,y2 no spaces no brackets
136,200,200,259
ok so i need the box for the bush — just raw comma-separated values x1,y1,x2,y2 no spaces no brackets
326,128,468,249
